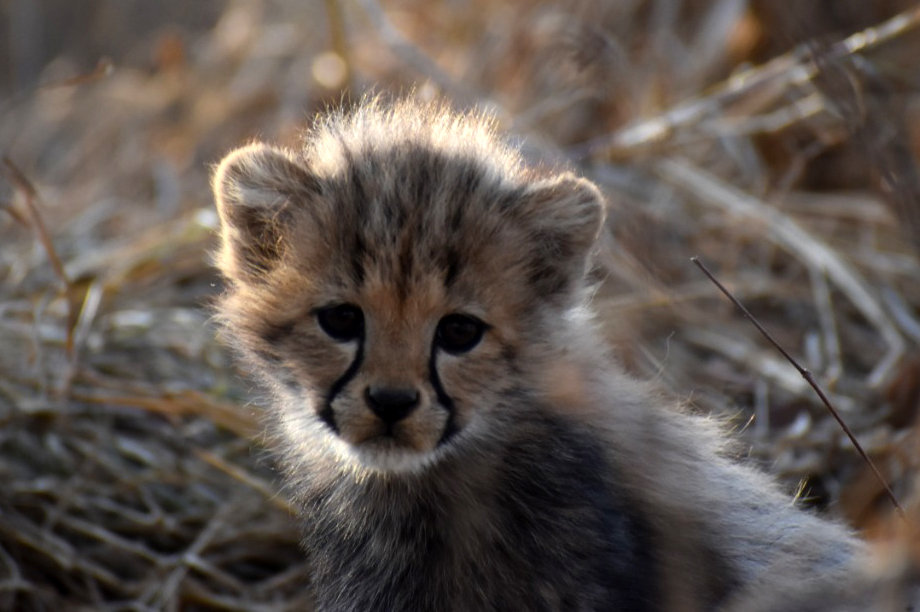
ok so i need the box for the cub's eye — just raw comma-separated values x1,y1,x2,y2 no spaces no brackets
316,304,364,341
436,314,486,354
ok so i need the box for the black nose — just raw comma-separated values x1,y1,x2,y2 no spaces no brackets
365,386,420,424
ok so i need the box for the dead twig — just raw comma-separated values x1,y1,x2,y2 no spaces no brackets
1,158,69,288
1,158,81,370
42,58,114,90
692,256,905,520
195,449,295,513
69,389,260,440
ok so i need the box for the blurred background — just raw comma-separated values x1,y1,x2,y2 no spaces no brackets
1,0,919,609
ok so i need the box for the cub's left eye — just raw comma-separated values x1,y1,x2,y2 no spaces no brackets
436,314,486,354
316,303,364,341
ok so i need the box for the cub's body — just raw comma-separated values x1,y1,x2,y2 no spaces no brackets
213,99,861,611
303,408,654,610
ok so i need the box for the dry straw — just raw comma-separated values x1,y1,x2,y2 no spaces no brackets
1,1,918,608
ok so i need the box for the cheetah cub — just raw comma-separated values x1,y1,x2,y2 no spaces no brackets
213,98,862,610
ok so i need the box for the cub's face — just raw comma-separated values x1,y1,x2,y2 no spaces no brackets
213,108,604,472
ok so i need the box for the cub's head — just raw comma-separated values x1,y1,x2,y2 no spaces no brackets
213,99,605,472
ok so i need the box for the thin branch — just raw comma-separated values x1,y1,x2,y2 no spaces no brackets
692,256,905,520
808,266,843,385
1,157,77,363
2,158,69,287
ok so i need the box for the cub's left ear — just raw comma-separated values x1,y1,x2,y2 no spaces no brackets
517,173,606,293
212,143,319,283
525,173,606,252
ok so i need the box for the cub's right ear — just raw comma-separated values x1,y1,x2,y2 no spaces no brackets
212,143,318,283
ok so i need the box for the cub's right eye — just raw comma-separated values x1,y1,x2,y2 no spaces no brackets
436,313,486,354
316,304,364,341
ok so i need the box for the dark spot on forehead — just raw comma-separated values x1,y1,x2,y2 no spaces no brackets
396,234,415,300
449,205,464,232
452,162,482,198
350,232,367,284
443,247,462,288
341,147,369,202
381,193,405,228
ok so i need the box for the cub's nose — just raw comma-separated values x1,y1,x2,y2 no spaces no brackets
364,386,420,425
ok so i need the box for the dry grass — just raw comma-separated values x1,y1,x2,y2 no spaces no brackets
1,1,919,609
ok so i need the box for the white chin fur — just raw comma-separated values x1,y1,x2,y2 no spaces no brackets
349,442,439,474
284,410,442,474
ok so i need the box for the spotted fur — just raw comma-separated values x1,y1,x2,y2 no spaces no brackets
213,97,863,611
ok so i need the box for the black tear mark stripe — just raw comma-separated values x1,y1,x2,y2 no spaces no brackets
321,338,364,434
428,345,458,445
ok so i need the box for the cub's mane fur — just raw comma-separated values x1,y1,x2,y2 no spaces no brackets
305,97,524,182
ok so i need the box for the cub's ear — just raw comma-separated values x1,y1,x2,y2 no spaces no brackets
518,173,606,295
212,143,318,283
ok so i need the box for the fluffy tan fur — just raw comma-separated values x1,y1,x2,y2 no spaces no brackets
213,97,873,611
